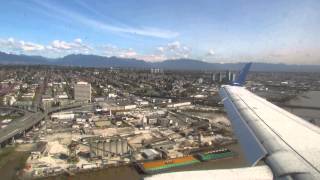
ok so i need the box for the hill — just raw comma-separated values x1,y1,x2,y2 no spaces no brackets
0,51,319,72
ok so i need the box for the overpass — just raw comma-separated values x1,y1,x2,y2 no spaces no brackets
0,102,92,147
0,111,45,146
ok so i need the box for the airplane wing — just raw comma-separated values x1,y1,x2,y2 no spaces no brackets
145,63,320,180
220,85,320,179
145,165,273,180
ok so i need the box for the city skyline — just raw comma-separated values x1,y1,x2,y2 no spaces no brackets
0,0,319,64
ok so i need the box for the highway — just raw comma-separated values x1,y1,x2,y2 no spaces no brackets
0,111,44,144
0,102,92,146
0,74,48,145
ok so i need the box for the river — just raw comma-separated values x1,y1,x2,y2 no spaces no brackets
285,91,320,126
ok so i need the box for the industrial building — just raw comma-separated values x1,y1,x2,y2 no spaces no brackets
141,149,161,160
84,136,131,157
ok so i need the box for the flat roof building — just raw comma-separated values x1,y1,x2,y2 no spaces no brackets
74,82,91,103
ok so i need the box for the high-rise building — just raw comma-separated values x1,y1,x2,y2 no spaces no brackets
150,68,163,74
231,73,236,82
74,82,91,103
226,70,231,81
214,73,220,82
220,72,226,82
214,71,236,84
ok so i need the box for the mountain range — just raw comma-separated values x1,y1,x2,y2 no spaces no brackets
0,51,319,72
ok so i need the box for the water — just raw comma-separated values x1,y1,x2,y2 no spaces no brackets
285,91,320,125
288,91,320,107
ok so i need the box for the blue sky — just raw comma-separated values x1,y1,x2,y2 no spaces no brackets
0,0,319,64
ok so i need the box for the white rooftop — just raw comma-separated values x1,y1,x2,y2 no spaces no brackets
77,81,88,85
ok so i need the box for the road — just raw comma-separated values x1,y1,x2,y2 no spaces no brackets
32,73,47,111
0,102,93,145
0,73,49,144
0,111,45,144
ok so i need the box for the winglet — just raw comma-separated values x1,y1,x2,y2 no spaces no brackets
232,63,252,86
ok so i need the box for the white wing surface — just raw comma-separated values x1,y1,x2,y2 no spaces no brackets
220,85,320,179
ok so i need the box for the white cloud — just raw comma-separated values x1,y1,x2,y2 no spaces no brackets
0,37,168,61
51,40,72,50
101,45,137,58
201,47,320,65
19,41,44,51
48,39,92,54
1,37,319,64
32,1,179,39
0,38,44,52
118,49,137,58
8,37,14,44
0,37,92,56
138,54,167,62
157,46,165,53
155,41,192,59
207,49,215,56
100,45,168,62
74,38,82,44
167,41,181,50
